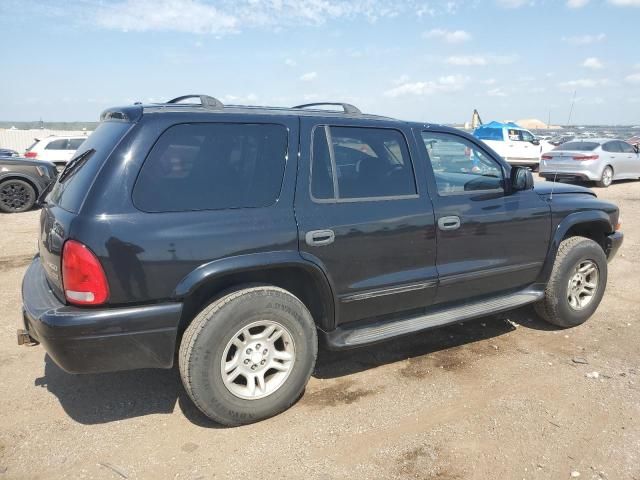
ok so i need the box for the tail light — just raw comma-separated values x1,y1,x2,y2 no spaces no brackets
62,240,109,305
541,154,553,160
573,155,599,161
24,151,38,158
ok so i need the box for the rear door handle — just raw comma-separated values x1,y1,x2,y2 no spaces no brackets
438,216,461,231
305,229,335,246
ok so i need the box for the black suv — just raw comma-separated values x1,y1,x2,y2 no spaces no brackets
20,95,623,425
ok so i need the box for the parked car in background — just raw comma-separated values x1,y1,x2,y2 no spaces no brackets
0,157,57,213
473,121,542,169
0,148,19,158
539,138,640,187
24,135,87,171
548,135,576,147
19,95,623,426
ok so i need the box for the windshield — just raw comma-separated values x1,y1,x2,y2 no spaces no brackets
554,142,599,151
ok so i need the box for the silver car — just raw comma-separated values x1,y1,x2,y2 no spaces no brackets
539,138,640,187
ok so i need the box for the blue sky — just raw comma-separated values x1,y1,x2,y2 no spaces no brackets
1,0,639,124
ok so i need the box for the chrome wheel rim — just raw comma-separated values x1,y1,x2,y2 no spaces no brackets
567,260,599,310
220,320,295,400
602,168,612,186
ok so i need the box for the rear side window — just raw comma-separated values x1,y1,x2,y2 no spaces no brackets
45,139,68,150
133,123,288,212
311,126,416,201
48,121,131,213
555,142,599,151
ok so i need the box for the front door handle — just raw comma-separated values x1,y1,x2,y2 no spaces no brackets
305,229,335,246
438,216,461,231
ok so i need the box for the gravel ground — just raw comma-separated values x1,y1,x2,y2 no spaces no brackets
1,178,639,480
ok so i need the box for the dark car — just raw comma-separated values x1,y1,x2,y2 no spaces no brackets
0,148,20,158
19,95,623,425
0,157,57,213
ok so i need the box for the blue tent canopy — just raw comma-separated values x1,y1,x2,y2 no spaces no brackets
473,121,523,141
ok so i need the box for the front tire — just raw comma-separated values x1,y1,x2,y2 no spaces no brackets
179,286,318,426
535,236,607,328
595,166,613,188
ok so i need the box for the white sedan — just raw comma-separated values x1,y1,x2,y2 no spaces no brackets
539,138,640,187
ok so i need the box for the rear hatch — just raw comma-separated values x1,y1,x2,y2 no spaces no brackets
39,121,132,300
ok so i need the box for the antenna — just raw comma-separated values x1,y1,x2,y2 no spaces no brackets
567,90,576,127
549,170,559,201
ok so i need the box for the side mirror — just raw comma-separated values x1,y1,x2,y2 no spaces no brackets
511,166,534,192
531,139,540,146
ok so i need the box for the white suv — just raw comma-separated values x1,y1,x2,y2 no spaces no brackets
24,135,88,171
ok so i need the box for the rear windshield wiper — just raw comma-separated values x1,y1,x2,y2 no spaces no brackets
58,149,95,183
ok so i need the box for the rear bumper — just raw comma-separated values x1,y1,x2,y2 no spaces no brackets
605,231,623,261
539,167,600,182
20,256,182,374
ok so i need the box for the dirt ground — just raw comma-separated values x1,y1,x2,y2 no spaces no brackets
1,178,639,480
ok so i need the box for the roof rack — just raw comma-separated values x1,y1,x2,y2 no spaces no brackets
166,94,224,110
292,102,361,115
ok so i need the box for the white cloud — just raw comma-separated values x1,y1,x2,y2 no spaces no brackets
496,0,530,8
96,0,238,34
393,74,411,85
558,78,612,89
567,0,589,7
220,93,258,104
626,73,640,83
89,0,466,35
284,58,297,67
582,57,603,69
482,78,497,85
608,0,640,5
562,33,606,45
384,75,469,97
445,54,517,66
487,87,507,97
300,71,318,81
423,28,471,43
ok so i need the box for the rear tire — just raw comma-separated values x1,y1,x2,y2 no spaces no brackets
595,166,613,188
534,236,607,328
179,286,317,426
0,179,36,213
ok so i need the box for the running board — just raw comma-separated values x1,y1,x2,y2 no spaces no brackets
324,288,544,349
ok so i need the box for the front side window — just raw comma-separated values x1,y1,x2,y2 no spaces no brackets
133,123,288,212
67,138,86,150
422,132,503,195
617,141,635,154
310,126,416,201
45,139,68,150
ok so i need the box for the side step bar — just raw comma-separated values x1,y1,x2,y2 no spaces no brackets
324,288,544,349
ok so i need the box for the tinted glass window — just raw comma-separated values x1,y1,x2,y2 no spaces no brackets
422,132,503,194
49,122,131,213
45,139,68,150
327,126,416,199
618,141,635,154
555,141,599,151
311,127,334,199
134,123,288,212
68,138,86,150
601,142,620,153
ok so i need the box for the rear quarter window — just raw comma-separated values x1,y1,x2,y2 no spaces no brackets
133,123,288,212
48,121,131,213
